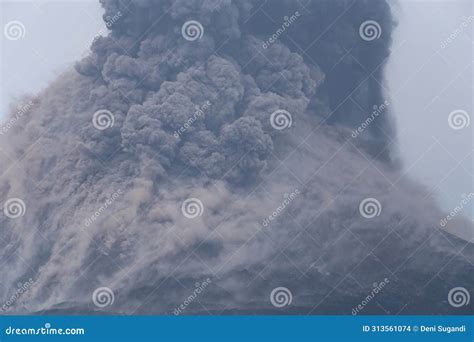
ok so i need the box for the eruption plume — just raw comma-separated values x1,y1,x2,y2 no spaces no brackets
0,0,472,315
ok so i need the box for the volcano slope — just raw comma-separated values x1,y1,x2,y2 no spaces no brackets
0,0,472,315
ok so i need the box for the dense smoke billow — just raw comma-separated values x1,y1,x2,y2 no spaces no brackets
0,0,472,315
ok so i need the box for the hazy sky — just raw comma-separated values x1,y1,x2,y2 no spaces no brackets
1,0,472,221
0,0,104,115
387,0,473,220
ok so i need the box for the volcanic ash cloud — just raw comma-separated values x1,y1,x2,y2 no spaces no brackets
0,0,472,315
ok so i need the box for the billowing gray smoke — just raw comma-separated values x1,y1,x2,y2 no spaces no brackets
0,0,472,315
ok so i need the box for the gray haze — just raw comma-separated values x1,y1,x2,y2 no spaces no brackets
387,0,473,222
0,0,472,315
0,0,105,117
